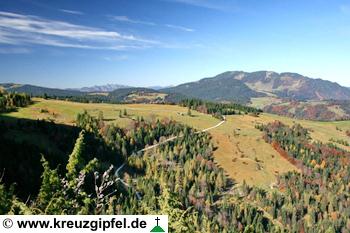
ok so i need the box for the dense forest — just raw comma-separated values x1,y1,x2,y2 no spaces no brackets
162,71,265,104
263,100,350,121
180,98,262,119
0,111,278,232
251,121,350,232
26,88,186,104
0,91,31,113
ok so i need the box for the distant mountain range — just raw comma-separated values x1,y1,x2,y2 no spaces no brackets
162,72,264,103
2,71,350,104
68,84,173,92
69,84,130,92
234,71,350,101
1,83,84,97
163,71,350,103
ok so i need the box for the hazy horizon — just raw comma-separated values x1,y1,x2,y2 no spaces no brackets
2,69,350,90
1,0,350,88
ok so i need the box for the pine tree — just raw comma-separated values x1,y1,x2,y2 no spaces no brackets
37,155,60,209
0,182,14,214
66,130,86,184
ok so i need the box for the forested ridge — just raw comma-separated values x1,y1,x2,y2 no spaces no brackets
19,88,186,104
250,122,350,232
1,101,349,232
0,111,276,232
263,100,350,121
180,98,262,120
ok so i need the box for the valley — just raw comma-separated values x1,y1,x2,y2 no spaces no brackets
4,70,350,121
1,90,350,232
4,98,350,188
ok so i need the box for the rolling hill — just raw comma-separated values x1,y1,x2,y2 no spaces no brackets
107,87,185,103
3,70,350,121
1,84,84,97
2,97,350,231
0,84,185,104
235,71,350,101
262,100,350,121
4,70,350,104
163,71,350,103
163,71,265,103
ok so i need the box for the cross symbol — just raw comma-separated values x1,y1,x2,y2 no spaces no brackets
155,217,160,226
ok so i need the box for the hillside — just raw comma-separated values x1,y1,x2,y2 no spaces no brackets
108,87,167,103
163,71,265,103
262,100,350,121
235,71,350,101
5,71,350,105
68,87,186,104
2,84,84,97
1,83,186,104
3,70,350,121
163,71,350,104
5,98,350,185
2,98,350,232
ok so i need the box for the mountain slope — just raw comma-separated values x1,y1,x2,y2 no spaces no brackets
108,87,186,103
163,72,265,103
164,71,350,104
4,84,84,97
263,100,350,121
235,71,350,101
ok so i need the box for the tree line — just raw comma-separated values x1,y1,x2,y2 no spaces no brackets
0,91,31,113
179,98,262,119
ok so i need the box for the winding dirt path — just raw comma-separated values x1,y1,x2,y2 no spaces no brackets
114,116,226,194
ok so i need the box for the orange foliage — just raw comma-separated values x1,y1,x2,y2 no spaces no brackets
330,212,338,221
271,141,298,167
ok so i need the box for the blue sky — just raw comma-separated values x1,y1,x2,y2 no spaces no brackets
0,0,350,88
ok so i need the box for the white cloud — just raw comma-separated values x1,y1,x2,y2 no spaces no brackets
110,15,195,32
0,11,158,50
165,0,237,11
60,9,84,15
110,16,156,26
165,24,194,32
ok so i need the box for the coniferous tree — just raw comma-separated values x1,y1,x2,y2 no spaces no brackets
37,155,60,209
66,130,86,184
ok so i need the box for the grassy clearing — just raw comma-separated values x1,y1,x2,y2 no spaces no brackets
257,113,350,150
126,92,167,101
3,98,350,188
249,97,282,109
210,113,350,188
3,98,218,129
209,115,297,189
